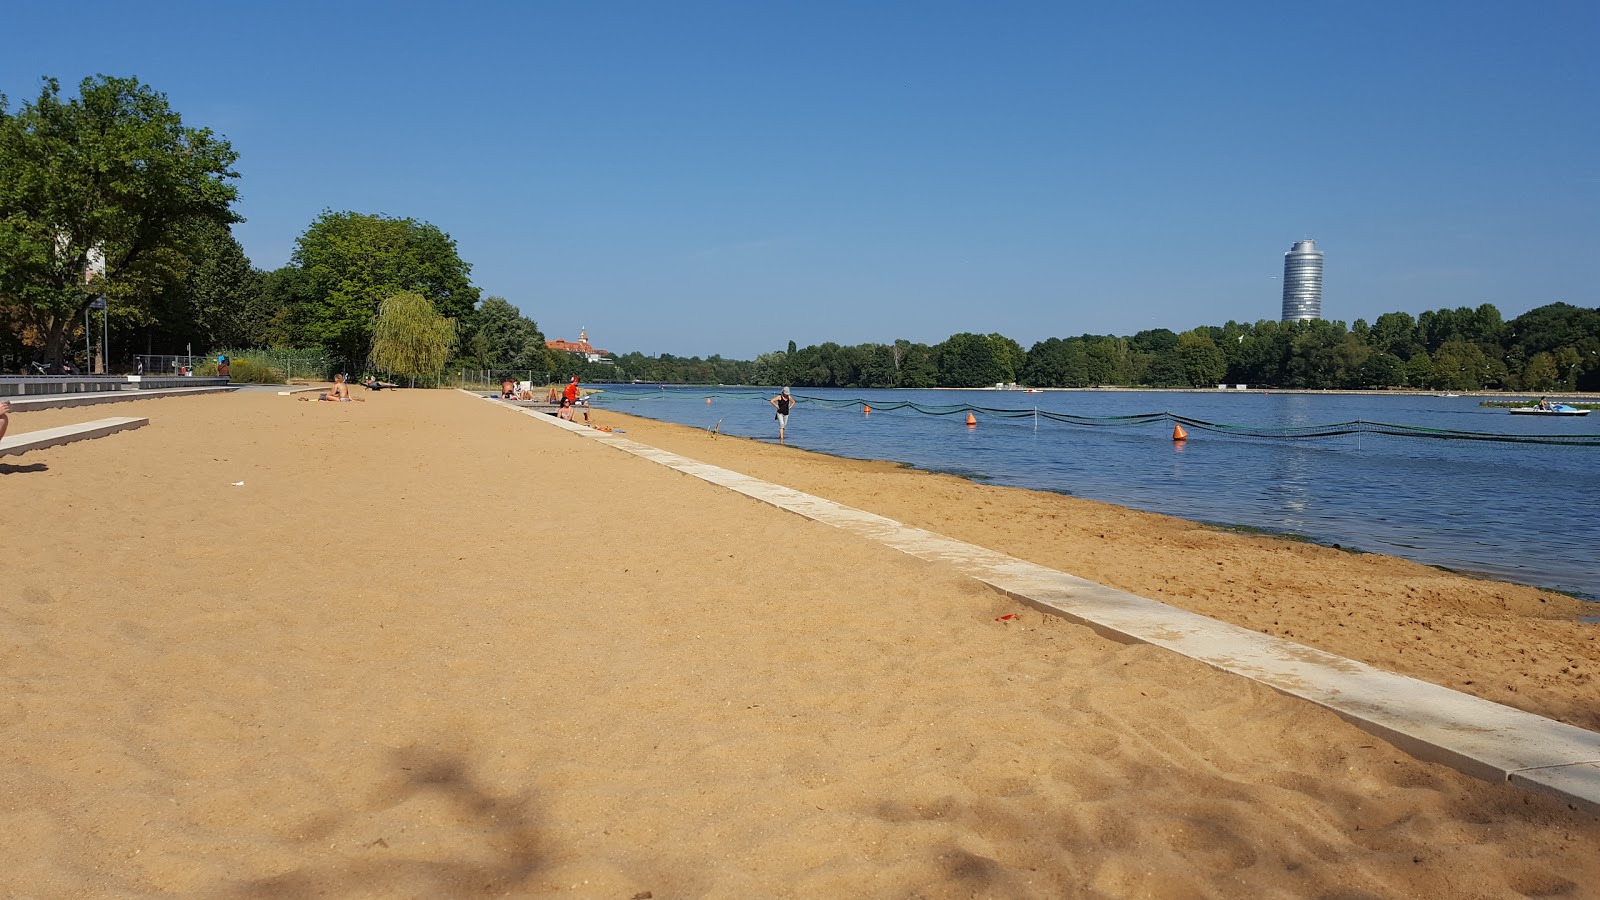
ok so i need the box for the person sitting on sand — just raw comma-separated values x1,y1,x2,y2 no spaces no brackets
301,374,363,402
0,400,10,443
501,378,516,399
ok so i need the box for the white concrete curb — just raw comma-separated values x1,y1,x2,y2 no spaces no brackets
0,416,149,458
4,386,235,412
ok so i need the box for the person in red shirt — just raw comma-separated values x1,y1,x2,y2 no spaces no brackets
560,377,579,419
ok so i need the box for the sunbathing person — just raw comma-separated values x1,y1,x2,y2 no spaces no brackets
363,377,399,390
300,374,364,402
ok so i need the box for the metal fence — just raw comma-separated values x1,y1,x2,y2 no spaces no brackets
132,354,208,376
458,370,563,392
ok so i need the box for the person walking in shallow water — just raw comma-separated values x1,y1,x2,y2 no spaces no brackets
769,387,794,443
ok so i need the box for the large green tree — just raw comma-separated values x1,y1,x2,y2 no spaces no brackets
139,219,264,352
0,75,240,367
935,332,1007,387
1176,331,1226,387
287,211,478,364
461,296,549,371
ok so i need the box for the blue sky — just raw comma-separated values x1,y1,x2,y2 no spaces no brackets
6,1,1596,358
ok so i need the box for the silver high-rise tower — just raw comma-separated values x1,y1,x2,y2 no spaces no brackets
1280,240,1323,322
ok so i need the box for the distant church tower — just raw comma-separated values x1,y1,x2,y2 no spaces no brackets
1280,240,1323,322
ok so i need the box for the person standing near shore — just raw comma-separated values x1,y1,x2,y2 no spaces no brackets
769,387,794,443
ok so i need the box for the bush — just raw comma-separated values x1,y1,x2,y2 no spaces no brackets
195,354,286,384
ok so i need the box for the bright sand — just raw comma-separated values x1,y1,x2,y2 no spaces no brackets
2,390,1596,898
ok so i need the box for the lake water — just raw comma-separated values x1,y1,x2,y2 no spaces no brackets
592,387,1600,602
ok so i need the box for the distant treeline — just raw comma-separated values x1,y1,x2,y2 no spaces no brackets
4,76,1595,392
574,303,1600,392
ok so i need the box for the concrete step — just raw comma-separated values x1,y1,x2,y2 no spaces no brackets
0,417,149,457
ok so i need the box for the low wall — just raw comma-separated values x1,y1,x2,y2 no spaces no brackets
0,376,131,397
0,375,231,396
129,376,231,390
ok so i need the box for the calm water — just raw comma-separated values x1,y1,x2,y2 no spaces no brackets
593,387,1600,601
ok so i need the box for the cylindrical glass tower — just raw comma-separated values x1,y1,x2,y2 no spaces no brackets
1280,240,1323,322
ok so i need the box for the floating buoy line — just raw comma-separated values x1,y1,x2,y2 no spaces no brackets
588,389,1600,447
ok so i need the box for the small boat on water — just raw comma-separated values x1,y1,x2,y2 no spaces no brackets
1508,404,1590,416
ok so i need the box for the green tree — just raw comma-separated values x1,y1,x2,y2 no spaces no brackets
1403,351,1435,388
1176,331,1226,387
148,219,265,351
987,333,1026,384
935,332,1007,387
1022,337,1072,387
895,341,939,388
0,75,240,367
462,296,547,371
751,350,792,387
1522,352,1559,390
288,211,478,364
369,291,456,385
1369,311,1418,359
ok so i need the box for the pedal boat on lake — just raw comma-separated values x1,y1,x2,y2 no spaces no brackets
1508,403,1590,416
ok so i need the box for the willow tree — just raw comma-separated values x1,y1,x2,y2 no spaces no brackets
369,291,455,386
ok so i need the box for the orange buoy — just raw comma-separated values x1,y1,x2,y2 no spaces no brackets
1173,424,1188,442
966,413,977,427
863,404,871,415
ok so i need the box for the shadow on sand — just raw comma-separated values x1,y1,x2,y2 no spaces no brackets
225,747,546,898
0,462,49,474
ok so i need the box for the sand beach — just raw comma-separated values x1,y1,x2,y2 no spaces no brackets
2,389,1597,897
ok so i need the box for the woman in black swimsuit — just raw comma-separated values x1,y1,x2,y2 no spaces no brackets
769,387,793,443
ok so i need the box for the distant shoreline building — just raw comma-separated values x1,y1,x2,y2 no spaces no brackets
1280,240,1323,322
546,328,612,364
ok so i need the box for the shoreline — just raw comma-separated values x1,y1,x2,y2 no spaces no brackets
587,394,1600,603
591,405,1600,734
604,382,1600,400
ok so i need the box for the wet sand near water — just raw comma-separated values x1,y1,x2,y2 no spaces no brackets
2,390,1597,898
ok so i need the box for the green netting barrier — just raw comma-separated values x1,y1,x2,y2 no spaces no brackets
588,389,1600,447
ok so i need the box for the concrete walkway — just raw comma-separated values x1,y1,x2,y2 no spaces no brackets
0,416,149,458
480,393,1600,816
3,386,236,411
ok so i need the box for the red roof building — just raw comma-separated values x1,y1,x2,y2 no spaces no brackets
546,328,611,363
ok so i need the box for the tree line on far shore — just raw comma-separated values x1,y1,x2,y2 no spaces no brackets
4,75,1597,392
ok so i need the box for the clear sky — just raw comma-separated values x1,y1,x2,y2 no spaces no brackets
6,1,1596,358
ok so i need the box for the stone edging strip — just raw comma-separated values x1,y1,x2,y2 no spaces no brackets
0,416,149,458
4,387,236,412
472,392,1600,816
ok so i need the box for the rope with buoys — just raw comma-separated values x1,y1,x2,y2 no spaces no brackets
587,389,1600,447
